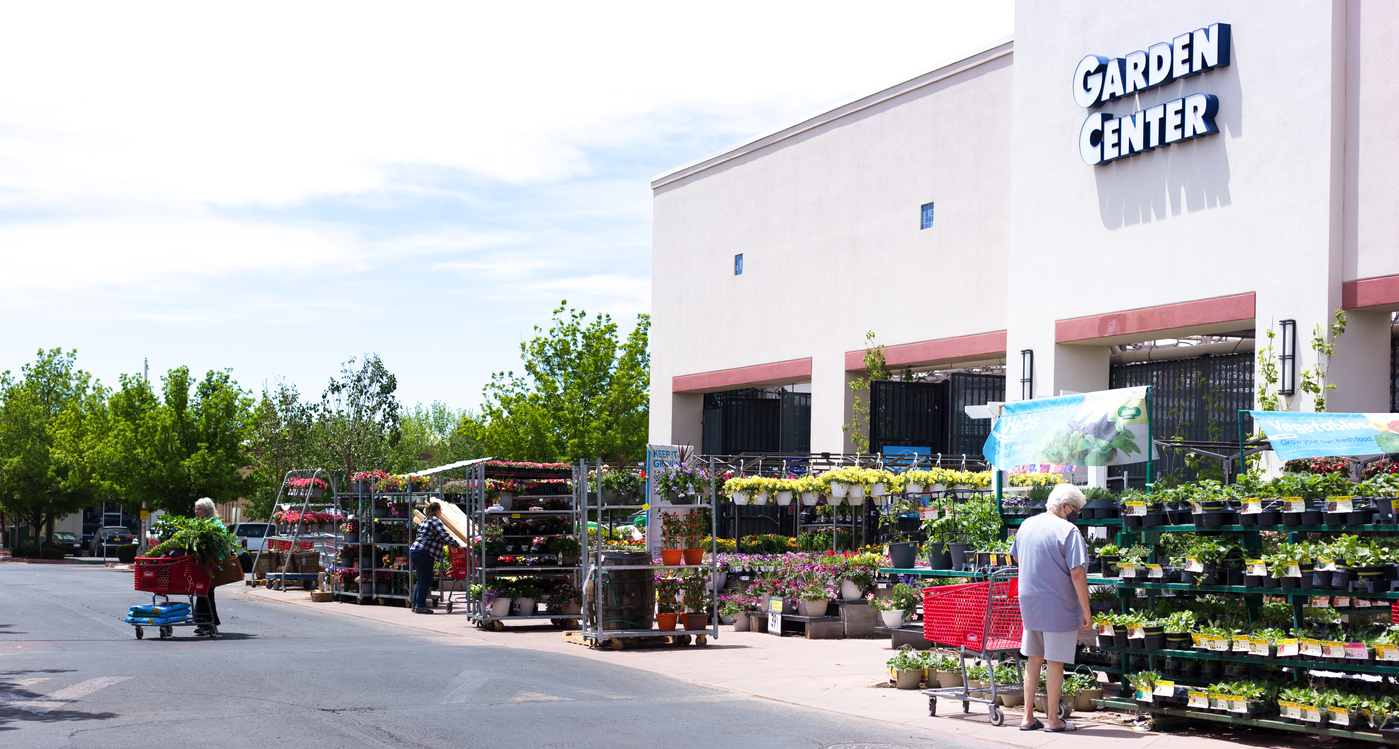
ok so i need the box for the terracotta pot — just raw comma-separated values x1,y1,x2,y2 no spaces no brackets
684,612,708,630
656,612,679,631
660,549,683,566
681,549,704,565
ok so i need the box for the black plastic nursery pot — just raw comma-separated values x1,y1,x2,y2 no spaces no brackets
1301,509,1324,524
1331,568,1355,588
1282,511,1303,526
1113,631,1128,648
1179,569,1196,584
1349,509,1375,525
1325,511,1348,526
1097,635,1114,648
1099,556,1119,577
1227,568,1245,586
1385,563,1399,581
924,542,952,570
1141,511,1164,527
1123,514,1144,528
1311,570,1332,589
1166,633,1190,648
1128,637,1145,649
1244,574,1264,588
1258,509,1282,525
888,542,918,569
1201,568,1225,586
1144,635,1166,650
1263,574,1281,588
948,543,971,570
1280,575,1301,589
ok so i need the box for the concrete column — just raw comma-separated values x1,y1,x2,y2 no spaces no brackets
1327,309,1392,412
808,351,849,454
670,392,703,450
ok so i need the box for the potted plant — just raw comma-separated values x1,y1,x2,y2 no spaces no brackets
484,584,513,617
920,504,955,570
512,579,539,616
721,593,752,631
659,512,684,566
1097,544,1120,577
887,646,924,689
796,579,832,617
554,535,582,565
841,555,875,599
1064,670,1102,712
655,576,681,631
682,570,709,631
600,467,644,506
681,513,706,565
1162,611,1194,649
794,474,824,506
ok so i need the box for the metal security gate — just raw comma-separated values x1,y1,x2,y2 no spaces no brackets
947,373,1005,456
869,380,946,454
702,388,811,455
1109,353,1254,484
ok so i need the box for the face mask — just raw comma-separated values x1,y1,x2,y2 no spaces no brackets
1066,509,1081,523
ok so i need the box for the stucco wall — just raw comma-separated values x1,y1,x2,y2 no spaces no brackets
651,43,1015,451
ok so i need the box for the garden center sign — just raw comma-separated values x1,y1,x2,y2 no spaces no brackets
1075,23,1230,166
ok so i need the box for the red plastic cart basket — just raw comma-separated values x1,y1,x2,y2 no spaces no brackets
923,576,1022,653
446,547,474,581
134,555,211,596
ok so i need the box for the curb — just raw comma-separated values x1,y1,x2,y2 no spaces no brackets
0,557,80,565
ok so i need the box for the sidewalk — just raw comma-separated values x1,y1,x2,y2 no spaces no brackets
229,586,1267,749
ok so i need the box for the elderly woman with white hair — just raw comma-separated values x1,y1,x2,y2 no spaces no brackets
1010,483,1090,733
192,497,225,635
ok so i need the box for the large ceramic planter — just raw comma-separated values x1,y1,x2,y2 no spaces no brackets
1000,693,1025,708
880,610,905,628
1075,689,1102,711
684,612,708,630
656,613,679,631
775,491,794,506
840,579,863,600
895,669,922,689
513,597,536,616
490,598,513,617
937,671,962,689
799,598,829,616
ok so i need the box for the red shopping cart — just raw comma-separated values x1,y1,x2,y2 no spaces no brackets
130,555,215,640
921,567,1034,725
439,547,475,613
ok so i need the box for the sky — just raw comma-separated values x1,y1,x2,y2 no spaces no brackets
0,1,1013,411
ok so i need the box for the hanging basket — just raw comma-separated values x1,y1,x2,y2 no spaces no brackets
732,492,750,506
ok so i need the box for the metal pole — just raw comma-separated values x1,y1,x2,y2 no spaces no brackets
1145,386,1154,493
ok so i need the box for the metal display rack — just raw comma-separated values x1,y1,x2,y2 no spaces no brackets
579,457,719,647
796,502,864,552
464,461,582,630
252,468,341,591
332,478,438,604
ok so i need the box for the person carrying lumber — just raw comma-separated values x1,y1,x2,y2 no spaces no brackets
409,500,463,614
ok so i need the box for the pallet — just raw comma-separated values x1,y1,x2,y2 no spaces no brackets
564,630,710,650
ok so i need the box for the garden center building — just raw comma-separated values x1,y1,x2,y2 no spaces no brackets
649,1,1399,468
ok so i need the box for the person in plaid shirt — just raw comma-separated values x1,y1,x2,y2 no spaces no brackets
409,500,462,614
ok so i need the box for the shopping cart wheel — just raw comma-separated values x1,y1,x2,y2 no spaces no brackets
962,700,970,713
695,635,708,646
928,697,937,716
445,602,453,614
159,626,172,640
988,704,1004,726
135,627,144,640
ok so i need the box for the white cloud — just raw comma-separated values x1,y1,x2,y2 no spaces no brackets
0,0,1013,406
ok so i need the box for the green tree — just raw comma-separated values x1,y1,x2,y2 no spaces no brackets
245,378,321,520
385,401,482,472
0,349,106,543
317,354,402,476
470,302,649,464
100,367,256,516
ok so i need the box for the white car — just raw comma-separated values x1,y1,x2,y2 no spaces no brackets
230,523,275,553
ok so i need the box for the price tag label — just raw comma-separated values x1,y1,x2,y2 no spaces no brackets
1316,558,1337,572
1346,643,1370,659
1242,499,1263,515
1210,637,1231,652
1189,500,1203,513
1356,598,1373,608
510,513,521,519
1300,706,1321,723
1250,637,1270,655
1129,624,1146,639
1136,689,1153,702
1322,641,1347,658
1311,596,1330,608
1280,701,1302,719
1125,501,1147,516
1184,557,1204,573
1278,639,1299,656
1285,497,1306,513
1229,697,1249,713
1378,644,1399,662
1190,632,1204,648
1300,638,1324,657
1286,562,1302,578
1210,696,1229,710
920,507,939,520
1328,496,1354,513
1119,564,1137,578
1147,564,1164,578
1233,637,1252,652
1188,691,1209,709
1334,596,1351,608
1247,559,1267,576
1153,680,1176,697
1330,708,1351,724
1099,623,1114,636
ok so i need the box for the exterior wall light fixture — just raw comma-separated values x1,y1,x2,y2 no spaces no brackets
1279,319,1296,396
1020,349,1034,400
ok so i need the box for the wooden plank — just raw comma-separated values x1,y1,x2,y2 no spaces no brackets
414,508,470,545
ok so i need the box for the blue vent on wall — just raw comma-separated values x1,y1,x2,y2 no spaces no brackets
734,253,744,275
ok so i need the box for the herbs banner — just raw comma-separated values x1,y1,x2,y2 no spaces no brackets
983,387,1151,470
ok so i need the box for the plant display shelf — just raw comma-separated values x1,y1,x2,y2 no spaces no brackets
1003,517,1123,527
1148,523,1399,534
796,511,865,552
338,488,424,604
251,468,342,591
1096,644,1399,676
464,460,582,629
578,458,718,646
1116,580,1399,599
880,567,1117,586
1093,697,1399,745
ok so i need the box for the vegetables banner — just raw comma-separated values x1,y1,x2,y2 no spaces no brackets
1248,411,1399,460
983,386,1152,470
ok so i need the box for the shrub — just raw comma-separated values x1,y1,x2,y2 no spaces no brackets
41,544,66,560
116,544,139,564
15,542,40,559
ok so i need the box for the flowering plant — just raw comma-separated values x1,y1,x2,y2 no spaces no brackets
598,466,645,497
1363,460,1399,480
653,464,711,498
331,568,359,584
550,579,581,606
1007,471,1067,487
1284,456,1351,476
483,460,571,471
284,477,327,490
719,591,758,616
482,586,510,606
